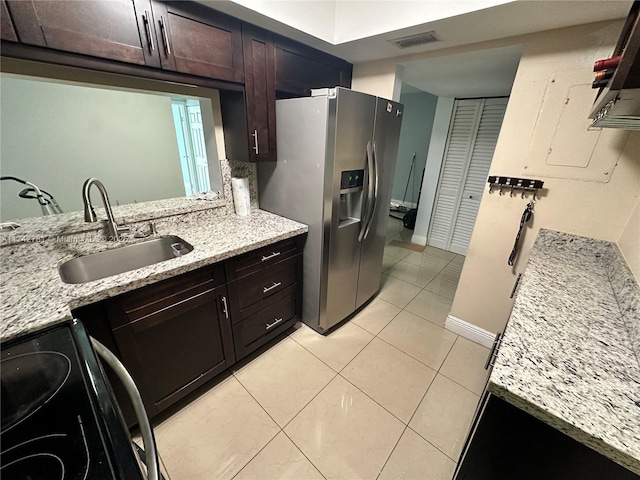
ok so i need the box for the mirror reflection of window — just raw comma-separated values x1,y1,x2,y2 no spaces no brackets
0,66,225,222
171,99,211,196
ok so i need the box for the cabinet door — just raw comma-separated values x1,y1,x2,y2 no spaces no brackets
110,276,234,417
241,24,277,162
6,0,159,66
1,0,17,42
156,1,243,82
274,36,353,97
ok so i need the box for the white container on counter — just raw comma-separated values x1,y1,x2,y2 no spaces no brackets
231,177,250,216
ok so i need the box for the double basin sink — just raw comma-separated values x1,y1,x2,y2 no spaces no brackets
59,235,193,284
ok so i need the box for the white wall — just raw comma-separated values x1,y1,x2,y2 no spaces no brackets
618,200,640,282
411,96,455,245
352,19,640,335
0,76,186,221
392,89,438,206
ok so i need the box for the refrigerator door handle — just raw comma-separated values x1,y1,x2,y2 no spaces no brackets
358,141,375,242
363,140,379,240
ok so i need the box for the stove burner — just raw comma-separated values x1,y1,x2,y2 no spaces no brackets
1,452,65,480
1,351,71,433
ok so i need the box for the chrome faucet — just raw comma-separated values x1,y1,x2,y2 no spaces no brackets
82,178,130,240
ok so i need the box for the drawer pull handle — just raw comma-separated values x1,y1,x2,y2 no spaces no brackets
266,317,284,330
221,296,229,319
263,281,282,293
261,251,281,262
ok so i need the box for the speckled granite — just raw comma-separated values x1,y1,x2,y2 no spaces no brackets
488,229,640,475
0,208,307,343
605,245,640,367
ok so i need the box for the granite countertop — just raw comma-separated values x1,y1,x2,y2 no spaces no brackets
488,229,640,475
0,208,307,343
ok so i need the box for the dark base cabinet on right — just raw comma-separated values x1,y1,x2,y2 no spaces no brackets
455,394,639,480
225,236,303,360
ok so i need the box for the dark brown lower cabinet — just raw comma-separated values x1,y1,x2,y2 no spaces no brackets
74,235,304,423
455,393,639,480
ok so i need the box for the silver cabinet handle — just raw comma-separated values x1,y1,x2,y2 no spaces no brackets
221,296,229,319
142,11,155,52
90,337,159,480
510,273,523,299
263,281,282,293
261,251,281,262
484,332,503,370
252,130,259,154
159,16,171,55
266,317,283,330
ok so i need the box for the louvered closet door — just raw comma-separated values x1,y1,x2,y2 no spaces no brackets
428,98,507,255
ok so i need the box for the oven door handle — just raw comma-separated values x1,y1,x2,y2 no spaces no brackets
91,337,160,480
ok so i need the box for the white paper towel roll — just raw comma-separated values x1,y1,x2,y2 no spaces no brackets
231,177,250,216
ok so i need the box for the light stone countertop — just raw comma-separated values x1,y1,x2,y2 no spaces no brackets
0,208,307,343
488,229,640,475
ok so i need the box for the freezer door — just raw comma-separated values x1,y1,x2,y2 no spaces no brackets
356,98,403,308
322,88,377,331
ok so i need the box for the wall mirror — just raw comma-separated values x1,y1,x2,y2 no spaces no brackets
0,58,226,222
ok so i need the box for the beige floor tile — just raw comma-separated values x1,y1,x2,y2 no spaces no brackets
235,338,336,427
409,374,480,460
424,246,457,261
351,297,401,335
403,251,451,271
378,428,456,480
440,337,490,395
285,376,404,480
341,338,436,423
290,322,374,372
404,290,453,327
378,274,422,309
384,244,412,260
378,311,457,370
450,254,465,267
154,377,279,480
234,432,324,480
423,270,460,300
382,254,401,272
385,260,441,288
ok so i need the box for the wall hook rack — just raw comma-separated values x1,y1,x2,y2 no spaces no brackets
487,176,544,199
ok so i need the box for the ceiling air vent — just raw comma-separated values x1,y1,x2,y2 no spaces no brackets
389,31,439,49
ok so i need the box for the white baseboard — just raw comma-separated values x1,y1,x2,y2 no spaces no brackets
445,315,496,348
411,233,427,246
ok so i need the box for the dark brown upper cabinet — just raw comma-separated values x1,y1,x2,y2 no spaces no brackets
274,35,353,97
241,24,276,162
154,1,244,82
219,24,277,163
5,0,159,66
1,0,18,42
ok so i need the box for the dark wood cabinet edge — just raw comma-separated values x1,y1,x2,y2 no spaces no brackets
273,33,352,71
0,41,244,92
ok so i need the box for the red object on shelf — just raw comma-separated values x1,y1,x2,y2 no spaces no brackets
593,55,621,72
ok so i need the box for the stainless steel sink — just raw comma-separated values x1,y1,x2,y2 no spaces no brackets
58,235,193,284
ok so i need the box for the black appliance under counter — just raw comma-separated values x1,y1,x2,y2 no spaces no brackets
1,320,146,479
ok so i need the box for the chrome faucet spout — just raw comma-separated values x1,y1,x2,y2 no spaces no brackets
82,178,130,240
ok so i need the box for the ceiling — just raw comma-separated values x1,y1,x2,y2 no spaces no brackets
200,1,631,98
400,44,523,97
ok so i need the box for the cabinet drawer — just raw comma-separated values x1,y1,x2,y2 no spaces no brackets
235,290,296,351
236,255,297,310
110,263,225,328
225,237,299,281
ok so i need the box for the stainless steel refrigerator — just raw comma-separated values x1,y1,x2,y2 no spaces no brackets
258,87,403,333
